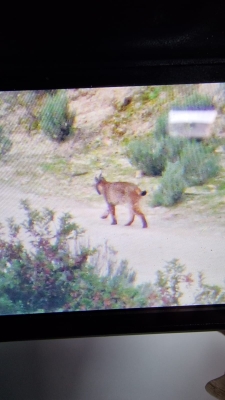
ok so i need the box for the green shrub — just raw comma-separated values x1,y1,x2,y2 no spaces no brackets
0,126,12,158
137,258,193,307
0,200,139,313
203,136,225,153
153,114,168,139
127,135,187,176
0,201,196,314
162,136,188,162
180,141,220,186
127,138,167,176
152,161,186,207
194,272,225,305
150,139,220,207
40,90,75,142
2,201,225,310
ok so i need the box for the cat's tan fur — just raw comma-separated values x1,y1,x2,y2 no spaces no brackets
95,174,148,228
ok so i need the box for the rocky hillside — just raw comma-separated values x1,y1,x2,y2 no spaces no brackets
0,83,225,205
0,83,225,147
67,83,225,147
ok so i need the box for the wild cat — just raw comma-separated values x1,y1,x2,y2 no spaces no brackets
95,173,148,228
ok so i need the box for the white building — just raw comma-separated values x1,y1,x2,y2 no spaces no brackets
168,109,217,139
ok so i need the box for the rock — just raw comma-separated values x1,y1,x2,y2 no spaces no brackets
215,145,225,153
122,96,132,107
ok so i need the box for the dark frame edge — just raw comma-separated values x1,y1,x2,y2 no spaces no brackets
1,62,225,91
2,305,225,342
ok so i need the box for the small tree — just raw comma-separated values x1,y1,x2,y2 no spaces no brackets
40,90,75,142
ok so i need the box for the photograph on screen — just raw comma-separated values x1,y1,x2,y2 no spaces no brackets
0,83,225,315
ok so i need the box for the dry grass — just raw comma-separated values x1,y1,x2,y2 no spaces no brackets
0,131,150,205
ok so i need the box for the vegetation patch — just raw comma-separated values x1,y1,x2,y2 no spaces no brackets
180,141,220,186
127,109,221,207
151,162,186,207
140,86,161,103
0,202,224,314
127,135,188,177
40,158,68,174
40,90,76,142
0,125,12,159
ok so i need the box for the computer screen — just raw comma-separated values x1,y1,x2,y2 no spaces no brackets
1,81,225,340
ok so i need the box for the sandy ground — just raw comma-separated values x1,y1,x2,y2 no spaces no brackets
0,182,225,305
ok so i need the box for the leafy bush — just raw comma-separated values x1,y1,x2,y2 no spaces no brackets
0,126,12,158
128,109,221,206
150,140,220,206
127,136,187,176
163,136,188,162
0,201,140,313
143,258,193,307
180,141,220,186
127,138,167,176
194,272,225,305
40,90,75,142
1,202,225,311
152,162,186,207
0,201,196,314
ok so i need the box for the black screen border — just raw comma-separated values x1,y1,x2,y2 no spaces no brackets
1,305,225,342
1,61,225,341
1,61,225,91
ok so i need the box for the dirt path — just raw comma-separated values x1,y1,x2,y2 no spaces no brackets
1,182,225,304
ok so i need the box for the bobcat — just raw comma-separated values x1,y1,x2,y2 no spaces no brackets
95,173,148,228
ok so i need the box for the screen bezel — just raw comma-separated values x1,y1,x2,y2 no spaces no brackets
1,61,225,342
